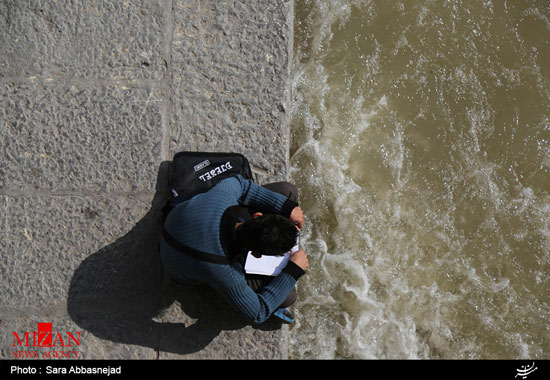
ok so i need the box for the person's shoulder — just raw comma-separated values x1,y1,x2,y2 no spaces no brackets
215,175,249,190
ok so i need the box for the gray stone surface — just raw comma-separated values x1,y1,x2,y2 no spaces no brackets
169,0,292,181
1,0,293,359
1,83,164,192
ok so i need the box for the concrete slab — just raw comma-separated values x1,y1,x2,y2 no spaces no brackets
1,193,157,309
169,0,293,182
0,0,167,81
1,0,294,360
1,82,164,192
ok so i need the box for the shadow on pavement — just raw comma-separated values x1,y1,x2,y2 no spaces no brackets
67,162,281,356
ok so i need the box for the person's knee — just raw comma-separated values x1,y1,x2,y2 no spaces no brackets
272,182,299,202
284,182,298,201
280,288,297,308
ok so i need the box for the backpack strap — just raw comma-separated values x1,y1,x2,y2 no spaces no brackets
162,228,231,265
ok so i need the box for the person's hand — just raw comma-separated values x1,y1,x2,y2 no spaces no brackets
290,206,304,230
289,249,308,271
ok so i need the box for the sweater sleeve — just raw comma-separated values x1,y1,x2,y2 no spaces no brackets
233,175,298,217
223,268,299,324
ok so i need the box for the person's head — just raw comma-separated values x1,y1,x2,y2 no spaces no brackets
236,213,298,256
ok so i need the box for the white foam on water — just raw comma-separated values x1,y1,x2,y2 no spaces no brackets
290,0,550,359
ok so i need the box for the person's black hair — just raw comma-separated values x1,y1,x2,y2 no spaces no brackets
236,214,298,256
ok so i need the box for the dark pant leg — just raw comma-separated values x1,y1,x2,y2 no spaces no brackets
246,275,297,308
261,181,299,203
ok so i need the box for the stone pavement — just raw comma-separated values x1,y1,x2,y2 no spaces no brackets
0,0,294,359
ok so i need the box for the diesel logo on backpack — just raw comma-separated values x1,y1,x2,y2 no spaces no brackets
198,161,233,182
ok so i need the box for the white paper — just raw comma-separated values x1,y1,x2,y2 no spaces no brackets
244,239,299,276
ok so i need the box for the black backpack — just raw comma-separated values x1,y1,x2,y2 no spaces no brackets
169,151,253,201
161,151,253,264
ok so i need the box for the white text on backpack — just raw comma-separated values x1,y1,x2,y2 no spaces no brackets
198,162,233,182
